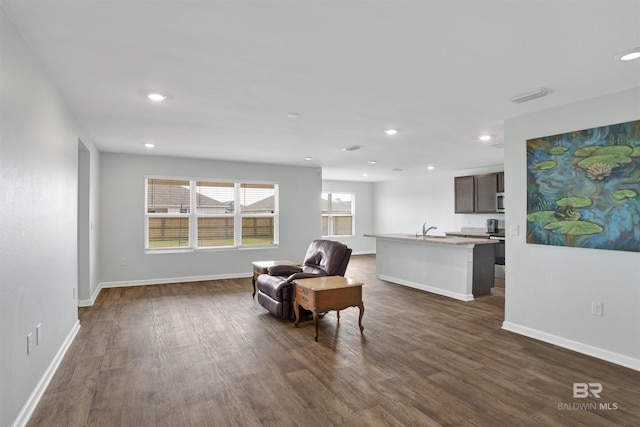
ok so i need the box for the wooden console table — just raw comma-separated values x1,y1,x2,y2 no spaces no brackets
251,260,300,297
293,276,364,342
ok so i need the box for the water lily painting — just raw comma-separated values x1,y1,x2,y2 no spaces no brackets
526,119,640,252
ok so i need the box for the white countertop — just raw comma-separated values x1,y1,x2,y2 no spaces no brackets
364,233,498,246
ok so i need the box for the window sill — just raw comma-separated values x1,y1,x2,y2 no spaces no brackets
145,248,195,255
145,244,279,255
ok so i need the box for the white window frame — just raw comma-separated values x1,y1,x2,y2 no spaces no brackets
145,176,279,253
195,179,236,249
144,176,192,252
322,192,355,237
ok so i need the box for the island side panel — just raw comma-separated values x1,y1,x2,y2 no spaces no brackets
472,244,496,297
375,239,474,301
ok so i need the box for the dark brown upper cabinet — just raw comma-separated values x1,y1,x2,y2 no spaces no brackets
454,175,475,213
474,173,498,213
497,171,505,193
454,172,504,214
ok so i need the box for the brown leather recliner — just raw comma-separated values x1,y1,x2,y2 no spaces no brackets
256,240,352,320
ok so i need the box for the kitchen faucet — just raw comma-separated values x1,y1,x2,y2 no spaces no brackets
422,222,438,237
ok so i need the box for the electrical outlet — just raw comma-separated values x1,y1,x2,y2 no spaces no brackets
36,323,42,346
120,257,127,266
27,333,33,355
510,224,519,236
592,302,604,316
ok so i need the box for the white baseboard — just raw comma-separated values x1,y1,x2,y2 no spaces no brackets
11,320,81,427
377,273,474,301
100,272,251,289
352,250,376,256
80,254,374,307
78,283,102,307
502,321,640,372
80,273,252,307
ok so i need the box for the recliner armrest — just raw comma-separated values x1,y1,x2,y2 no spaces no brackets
267,265,302,276
287,271,328,282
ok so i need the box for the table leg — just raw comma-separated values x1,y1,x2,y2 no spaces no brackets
313,309,319,342
336,310,340,321
358,302,365,333
294,300,300,327
252,266,260,298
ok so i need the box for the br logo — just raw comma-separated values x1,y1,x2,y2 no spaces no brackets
573,383,603,398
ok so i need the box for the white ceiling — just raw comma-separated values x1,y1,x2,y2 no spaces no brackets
3,0,639,181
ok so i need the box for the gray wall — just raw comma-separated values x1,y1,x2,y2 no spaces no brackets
99,153,322,286
0,7,99,426
77,140,101,303
504,87,640,368
322,179,375,254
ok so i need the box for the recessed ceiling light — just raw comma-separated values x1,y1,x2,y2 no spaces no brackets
479,135,492,142
615,47,640,61
148,93,167,102
508,88,550,104
362,173,368,177
384,129,398,136
392,168,403,172
304,156,312,161
287,113,301,118
427,166,435,170
368,160,377,164
144,143,155,148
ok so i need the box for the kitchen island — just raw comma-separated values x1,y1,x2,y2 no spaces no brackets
364,233,497,301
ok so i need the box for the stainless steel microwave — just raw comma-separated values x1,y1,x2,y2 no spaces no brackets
496,192,505,213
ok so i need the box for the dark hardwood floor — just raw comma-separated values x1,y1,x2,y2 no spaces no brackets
28,255,639,426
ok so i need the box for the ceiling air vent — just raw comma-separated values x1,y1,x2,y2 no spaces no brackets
508,88,550,104
342,145,362,151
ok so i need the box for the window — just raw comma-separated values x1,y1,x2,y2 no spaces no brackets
195,181,235,247
322,192,354,236
146,179,190,248
146,177,278,250
240,183,277,246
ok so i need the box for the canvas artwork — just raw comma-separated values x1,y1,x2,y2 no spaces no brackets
526,119,640,252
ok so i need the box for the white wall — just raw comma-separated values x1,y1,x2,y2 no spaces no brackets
322,180,375,254
504,87,640,369
373,166,505,236
99,153,321,287
0,7,99,426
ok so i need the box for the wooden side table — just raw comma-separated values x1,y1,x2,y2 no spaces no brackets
293,276,364,342
251,260,299,297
